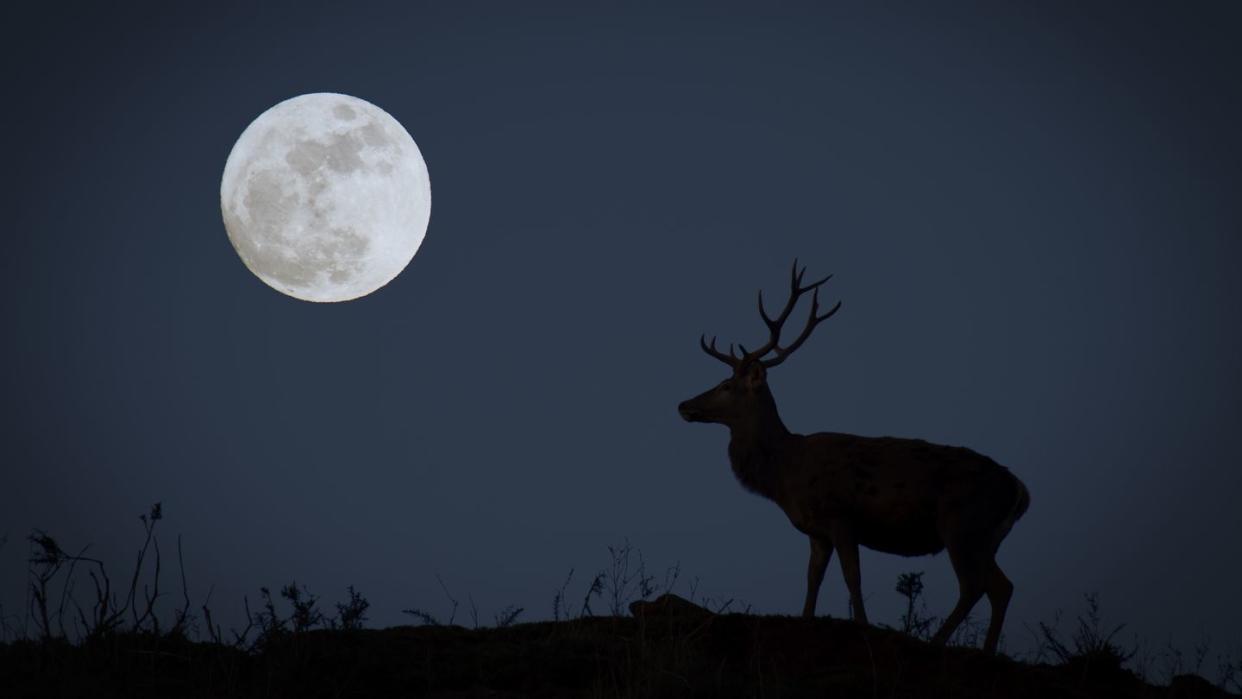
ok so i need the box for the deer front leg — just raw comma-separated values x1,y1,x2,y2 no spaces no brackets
802,537,833,617
831,523,869,624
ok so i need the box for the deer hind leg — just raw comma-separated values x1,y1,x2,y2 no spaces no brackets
802,537,833,618
831,524,868,624
981,562,1014,653
930,539,989,648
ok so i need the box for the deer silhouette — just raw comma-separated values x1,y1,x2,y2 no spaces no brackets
678,261,1029,653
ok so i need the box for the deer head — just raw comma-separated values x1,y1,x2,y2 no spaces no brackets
678,260,841,427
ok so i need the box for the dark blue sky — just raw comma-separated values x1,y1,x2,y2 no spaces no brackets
2,2,1239,654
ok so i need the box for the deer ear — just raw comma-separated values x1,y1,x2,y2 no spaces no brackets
743,362,767,389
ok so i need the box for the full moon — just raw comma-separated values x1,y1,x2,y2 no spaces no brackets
220,93,431,302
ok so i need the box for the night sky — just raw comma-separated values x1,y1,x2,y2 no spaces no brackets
3,2,1240,655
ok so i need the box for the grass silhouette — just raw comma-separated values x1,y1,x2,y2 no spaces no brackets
2,504,1238,697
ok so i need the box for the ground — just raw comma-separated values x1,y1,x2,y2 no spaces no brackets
1,599,1234,698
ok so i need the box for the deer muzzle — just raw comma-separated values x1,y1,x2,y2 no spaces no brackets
678,399,705,422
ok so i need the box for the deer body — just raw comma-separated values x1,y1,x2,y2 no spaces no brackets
760,432,1021,556
680,262,1029,653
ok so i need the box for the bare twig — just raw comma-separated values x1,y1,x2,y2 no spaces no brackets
493,605,524,628
552,569,574,622
401,607,440,626
435,574,459,626
201,585,224,645
231,595,257,648
169,535,192,636
55,544,92,639
136,534,163,634
580,571,605,618
125,504,162,629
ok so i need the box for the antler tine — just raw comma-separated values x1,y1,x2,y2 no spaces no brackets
789,259,832,292
700,334,741,368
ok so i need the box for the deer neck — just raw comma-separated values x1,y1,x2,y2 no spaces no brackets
727,391,796,500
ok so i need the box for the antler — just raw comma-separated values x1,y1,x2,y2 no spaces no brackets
698,259,841,369
748,259,841,368
699,334,742,368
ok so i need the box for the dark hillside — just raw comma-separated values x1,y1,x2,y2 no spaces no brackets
1,610,1233,698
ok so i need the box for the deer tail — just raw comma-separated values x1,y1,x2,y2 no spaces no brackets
992,472,1030,553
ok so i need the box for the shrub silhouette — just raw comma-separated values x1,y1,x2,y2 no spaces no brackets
1032,592,1137,683
895,571,938,640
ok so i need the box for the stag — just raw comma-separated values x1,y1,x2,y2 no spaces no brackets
678,261,1029,653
